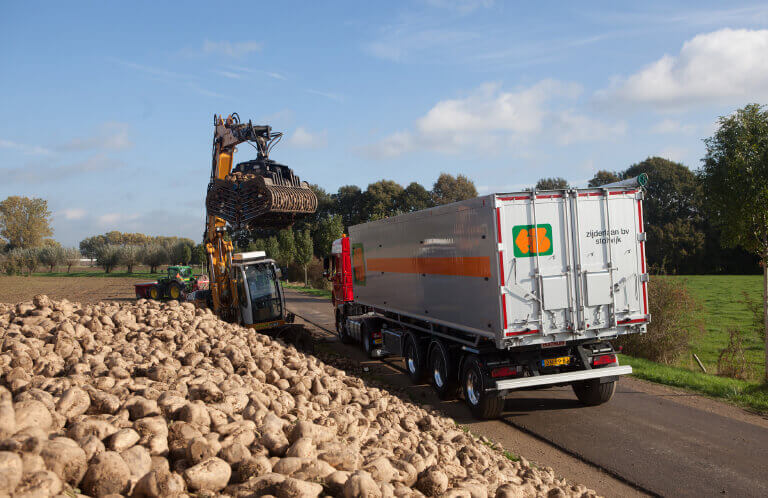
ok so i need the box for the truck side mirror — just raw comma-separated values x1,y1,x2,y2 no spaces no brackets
323,256,330,271
275,268,282,279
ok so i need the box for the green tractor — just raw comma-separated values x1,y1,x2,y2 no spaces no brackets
135,266,210,301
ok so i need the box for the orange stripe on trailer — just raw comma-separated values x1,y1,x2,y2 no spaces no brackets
366,256,491,278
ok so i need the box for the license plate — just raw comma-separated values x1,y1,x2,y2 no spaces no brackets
542,356,570,367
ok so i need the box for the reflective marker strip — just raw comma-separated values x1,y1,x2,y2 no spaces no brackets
638,199,648,315
506,329,539,337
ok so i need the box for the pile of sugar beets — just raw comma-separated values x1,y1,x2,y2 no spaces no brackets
0,296,598,497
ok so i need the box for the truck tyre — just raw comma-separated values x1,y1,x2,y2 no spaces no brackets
572,379,616,406
336,312,353,344
361,322,376,358
462,356,505,419
404,335,426,384
429,341,458,400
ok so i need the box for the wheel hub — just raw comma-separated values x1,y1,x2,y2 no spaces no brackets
466,369,480,406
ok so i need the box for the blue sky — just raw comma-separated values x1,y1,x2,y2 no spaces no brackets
2,1,768,246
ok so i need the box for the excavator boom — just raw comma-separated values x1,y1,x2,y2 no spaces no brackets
203,113,317,321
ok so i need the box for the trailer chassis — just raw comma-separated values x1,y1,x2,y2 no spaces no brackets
336,302,631,419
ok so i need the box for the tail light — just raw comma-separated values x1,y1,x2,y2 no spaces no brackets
592,354,617,366
491,365,522,378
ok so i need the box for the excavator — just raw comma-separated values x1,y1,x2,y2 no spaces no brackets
198,113,317,339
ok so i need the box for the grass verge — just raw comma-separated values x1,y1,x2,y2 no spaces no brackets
282,282,332,299
621,354,768,414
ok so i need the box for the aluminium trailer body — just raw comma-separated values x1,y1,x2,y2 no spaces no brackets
330,184,649,418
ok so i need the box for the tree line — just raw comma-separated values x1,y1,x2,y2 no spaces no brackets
79,232,204,273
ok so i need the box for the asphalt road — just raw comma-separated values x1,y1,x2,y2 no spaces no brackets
284,289,768,498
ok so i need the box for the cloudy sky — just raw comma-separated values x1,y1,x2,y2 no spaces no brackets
2,1,768,246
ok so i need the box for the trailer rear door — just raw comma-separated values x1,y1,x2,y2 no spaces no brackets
495,189,648,343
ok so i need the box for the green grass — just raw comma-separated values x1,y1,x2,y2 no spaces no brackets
31,271,159,279
620,354,768,414
669,275,764,378
282,282,332,299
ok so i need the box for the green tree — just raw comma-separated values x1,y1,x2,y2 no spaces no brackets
700,103,768,380
277,229,296,266
314,215,344,259
535,177,569,190
80,235,106,259
364,180,404,220
398,182,434,213
38,245,66,272
142,244,169,273
588,170,621,187
170,242,192,265
191,244,206,266
334,185,364,228
295,230,314,286
0,196,53,249
118,245,142,273
96,244,121,273
64,248,81,273
247,239,267,253
431,173,477,205
265,236,281,262
625,157,704,274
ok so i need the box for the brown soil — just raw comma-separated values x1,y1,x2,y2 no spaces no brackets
0,276,145,304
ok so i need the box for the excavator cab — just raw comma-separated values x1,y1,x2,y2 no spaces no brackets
231,251,288,329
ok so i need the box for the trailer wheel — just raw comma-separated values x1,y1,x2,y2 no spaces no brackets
404,335,426,383
462,356,505,419
572,379,616,406
429,341,458,400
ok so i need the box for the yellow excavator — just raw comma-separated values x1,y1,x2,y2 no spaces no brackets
200,113,316,337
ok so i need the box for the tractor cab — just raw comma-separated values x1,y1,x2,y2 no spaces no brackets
168,265,193,283
231,251,287,329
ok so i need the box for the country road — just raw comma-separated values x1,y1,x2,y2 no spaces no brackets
284,288,768,498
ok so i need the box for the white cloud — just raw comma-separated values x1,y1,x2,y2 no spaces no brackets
287,127,328,149
57,122,132,152
0,139,50,155
97,212,139,226
422,0,494,14
306,89,343,102
656,146,689,163
60,208,87,220
597,28,768,108
650,119,696,134
2,155,125,184
203,40,262,57
364,80,624,158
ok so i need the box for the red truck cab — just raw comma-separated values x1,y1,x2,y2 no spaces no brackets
329,236,354,306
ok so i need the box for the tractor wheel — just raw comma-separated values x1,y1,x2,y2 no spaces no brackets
169,282,182,300
149,285,161,300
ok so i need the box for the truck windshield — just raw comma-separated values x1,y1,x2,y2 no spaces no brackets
244,264,282,322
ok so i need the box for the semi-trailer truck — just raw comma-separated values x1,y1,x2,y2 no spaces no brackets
326,177,649,418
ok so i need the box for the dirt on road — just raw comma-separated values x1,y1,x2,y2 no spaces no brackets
0,276,142,304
